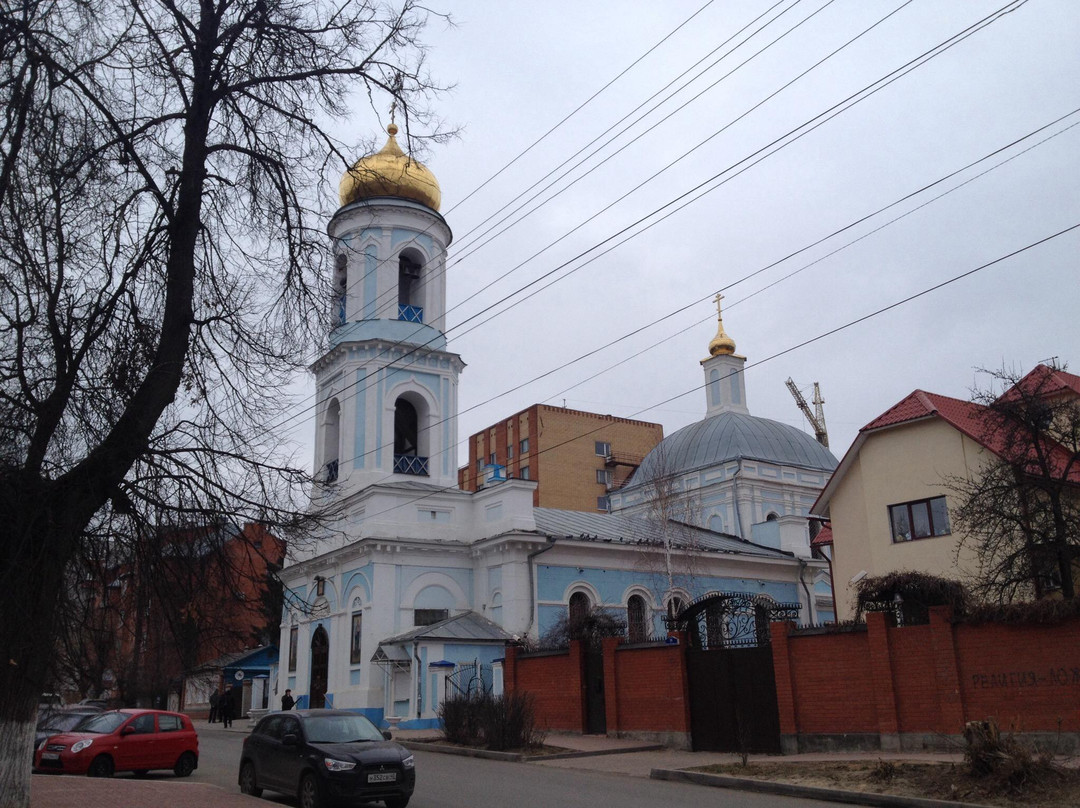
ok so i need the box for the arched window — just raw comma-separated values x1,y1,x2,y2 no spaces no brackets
627,595,647,643
568,591,590,632
323,399,340,482
766,511,779,522
397,251,423,322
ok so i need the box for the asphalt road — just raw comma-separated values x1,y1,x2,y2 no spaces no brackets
189,727,839,808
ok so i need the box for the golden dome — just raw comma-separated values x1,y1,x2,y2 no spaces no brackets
708,293,736,356
338,124,441,211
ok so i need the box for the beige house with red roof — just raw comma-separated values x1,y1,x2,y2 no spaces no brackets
812,365,1080,620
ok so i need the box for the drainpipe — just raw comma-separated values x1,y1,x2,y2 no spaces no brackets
526,537,557,640
797,559,814,626
413,640,422,720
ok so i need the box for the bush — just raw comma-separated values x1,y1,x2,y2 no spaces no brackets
854,571,970,623
438,691,544,751
963,719,1060,790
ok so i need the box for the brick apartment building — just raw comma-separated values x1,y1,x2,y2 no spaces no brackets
457,404,664,512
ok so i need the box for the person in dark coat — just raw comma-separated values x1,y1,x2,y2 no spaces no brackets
208,690,220,723
281,689,295,711
220,689,234,728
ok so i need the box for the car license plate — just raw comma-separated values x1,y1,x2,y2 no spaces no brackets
367,771,396,783
41,753,59,761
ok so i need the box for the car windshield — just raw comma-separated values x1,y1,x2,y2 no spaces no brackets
304,714,384,744
43,713,94,733
76,712,129,734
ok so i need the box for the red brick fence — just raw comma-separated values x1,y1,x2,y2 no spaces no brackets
504,608,1080,753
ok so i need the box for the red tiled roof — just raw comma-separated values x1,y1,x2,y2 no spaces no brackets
810,524,832,547
861,388,1079,483
997,364,1080,404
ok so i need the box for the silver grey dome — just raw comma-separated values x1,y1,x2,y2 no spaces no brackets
629,411,837,486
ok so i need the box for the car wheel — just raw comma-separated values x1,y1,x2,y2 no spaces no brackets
239,761,263,797
299,773,324,808
87,755,114,778
385,797,410,808
174,751,197,778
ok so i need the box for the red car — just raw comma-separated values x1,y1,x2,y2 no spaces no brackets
34,708,199,778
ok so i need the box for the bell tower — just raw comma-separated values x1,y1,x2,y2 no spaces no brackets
312,124,463,492
701,293,749,417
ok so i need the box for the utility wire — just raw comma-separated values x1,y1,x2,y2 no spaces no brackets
267,1,1029,439
318,221,1080,528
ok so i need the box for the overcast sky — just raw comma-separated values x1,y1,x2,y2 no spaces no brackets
283,0,1079,473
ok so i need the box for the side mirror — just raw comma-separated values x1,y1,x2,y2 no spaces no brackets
382,731,392,741
121,725,136,735
281,733,299,746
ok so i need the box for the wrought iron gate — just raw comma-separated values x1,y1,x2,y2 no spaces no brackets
672,592,799,753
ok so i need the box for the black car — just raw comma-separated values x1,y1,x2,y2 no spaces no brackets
238,709,414,808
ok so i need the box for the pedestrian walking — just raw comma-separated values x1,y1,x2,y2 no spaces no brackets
208,689,219,723
221,689,234,728
281,689,295,711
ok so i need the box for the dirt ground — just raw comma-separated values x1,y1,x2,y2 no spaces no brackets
690,761,1080,808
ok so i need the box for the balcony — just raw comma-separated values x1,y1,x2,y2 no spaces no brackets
604,451,644,468
394,454,429,476
397,304,423,323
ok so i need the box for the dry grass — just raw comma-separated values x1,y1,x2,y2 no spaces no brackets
689,760,1080,808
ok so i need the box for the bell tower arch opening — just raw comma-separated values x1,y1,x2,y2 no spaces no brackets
397,248,425,322
393,391,431,476
323,398,341,483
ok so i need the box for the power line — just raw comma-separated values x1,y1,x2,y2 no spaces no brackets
266,1,1030,440
320,221,1079,528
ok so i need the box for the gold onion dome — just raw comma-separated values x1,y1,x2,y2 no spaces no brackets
708,294,736,356
338,123,441,211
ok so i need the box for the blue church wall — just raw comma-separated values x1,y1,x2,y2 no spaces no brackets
354,369,367,469
750,520,781,549
400,566,473,605
391,228,434,256
441,376,452,476
363,245,377,319
342,564,374,604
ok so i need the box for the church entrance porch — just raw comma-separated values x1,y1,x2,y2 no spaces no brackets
677,593,800,754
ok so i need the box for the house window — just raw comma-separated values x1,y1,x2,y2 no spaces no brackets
889,496,950,542
520,465,530,480
597,496,610,512
627,595,647,643
476,457,482,472
288,626,298,672
350,612,363,665
489,452,496,465
596,469,612,485
315,577,325,597
415,609,448,627
507,445,513,459
520,438,529,454
595,441,611,457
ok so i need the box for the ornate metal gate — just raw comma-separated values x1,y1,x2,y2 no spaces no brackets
671,592,799,753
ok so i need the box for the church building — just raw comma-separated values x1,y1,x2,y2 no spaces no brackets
276,127,836,728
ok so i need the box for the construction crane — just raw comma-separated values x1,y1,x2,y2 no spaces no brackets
786,378,829,448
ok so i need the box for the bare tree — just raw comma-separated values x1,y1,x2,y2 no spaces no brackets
949,365,1080,605
0,0,448,802
631,443,704,612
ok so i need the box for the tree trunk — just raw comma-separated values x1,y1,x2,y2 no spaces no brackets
0,483,79,808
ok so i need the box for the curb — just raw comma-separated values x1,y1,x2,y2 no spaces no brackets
649,769,994,808
399,741,665,763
